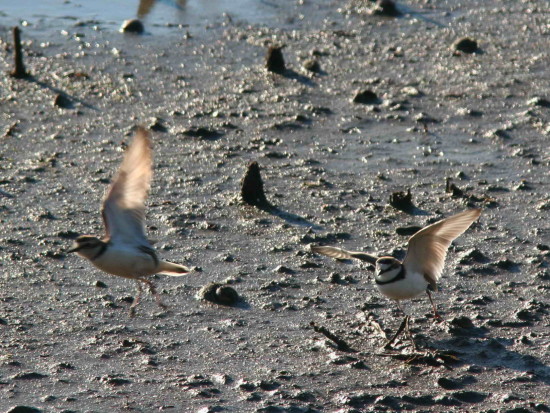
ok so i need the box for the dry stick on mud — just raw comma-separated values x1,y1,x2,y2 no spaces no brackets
310,321,354,352
10,27,29,79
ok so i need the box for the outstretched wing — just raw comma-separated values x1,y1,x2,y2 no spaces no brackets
311,245,378,264
101,127,153,246
403,208,481,289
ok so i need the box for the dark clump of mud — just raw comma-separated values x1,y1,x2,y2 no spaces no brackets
197,283,240,306
389,188,414,212
453,37,479,54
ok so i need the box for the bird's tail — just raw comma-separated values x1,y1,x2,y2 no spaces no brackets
158,260,191,276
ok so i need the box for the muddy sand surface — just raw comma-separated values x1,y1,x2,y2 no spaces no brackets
1,0,549,411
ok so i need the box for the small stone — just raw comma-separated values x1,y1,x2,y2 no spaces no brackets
120,19,144,34
453,37,479,54
352,90,381,105
94,280,108,288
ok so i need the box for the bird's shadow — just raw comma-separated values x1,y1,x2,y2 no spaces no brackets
271,69,317,87
249,202,323,231
429,333,550,385
21,74,99,111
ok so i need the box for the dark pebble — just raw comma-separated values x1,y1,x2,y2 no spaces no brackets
6,407,42,413
352,89,381,105
94,280,108,288
121,19,144,34
453,37,479,54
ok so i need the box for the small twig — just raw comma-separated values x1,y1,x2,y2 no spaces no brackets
10,26,29,79
383,315,409,350
310,321,353,352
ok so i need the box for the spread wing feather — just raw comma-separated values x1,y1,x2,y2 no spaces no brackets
403,208,481,289
101,127,153,246
311,245,378,264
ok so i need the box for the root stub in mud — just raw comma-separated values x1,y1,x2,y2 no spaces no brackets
241,161,272,209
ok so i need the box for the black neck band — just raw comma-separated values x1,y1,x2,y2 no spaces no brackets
375,265,406,285
91,242,109,261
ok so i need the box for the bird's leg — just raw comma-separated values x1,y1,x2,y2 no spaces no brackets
403,315,418,351
383,315,409,350
427,290,443,321
129,281,143,317
140,278,168,311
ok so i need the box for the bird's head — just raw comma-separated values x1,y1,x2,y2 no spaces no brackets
375,256,401,277
67,235,105,260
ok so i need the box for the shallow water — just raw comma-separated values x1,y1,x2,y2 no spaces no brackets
0,0,293,34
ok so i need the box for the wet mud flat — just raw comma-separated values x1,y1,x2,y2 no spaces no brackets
1,0,549,411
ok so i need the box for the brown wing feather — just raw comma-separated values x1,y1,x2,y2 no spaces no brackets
311,245,378,264
101,127,153,244
403,208,481,288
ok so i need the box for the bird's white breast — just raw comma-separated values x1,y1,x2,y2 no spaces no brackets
376,270,428,300
90,244,158,279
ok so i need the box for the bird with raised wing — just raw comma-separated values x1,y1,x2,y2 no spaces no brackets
311,208,481,347
67,127,191,316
